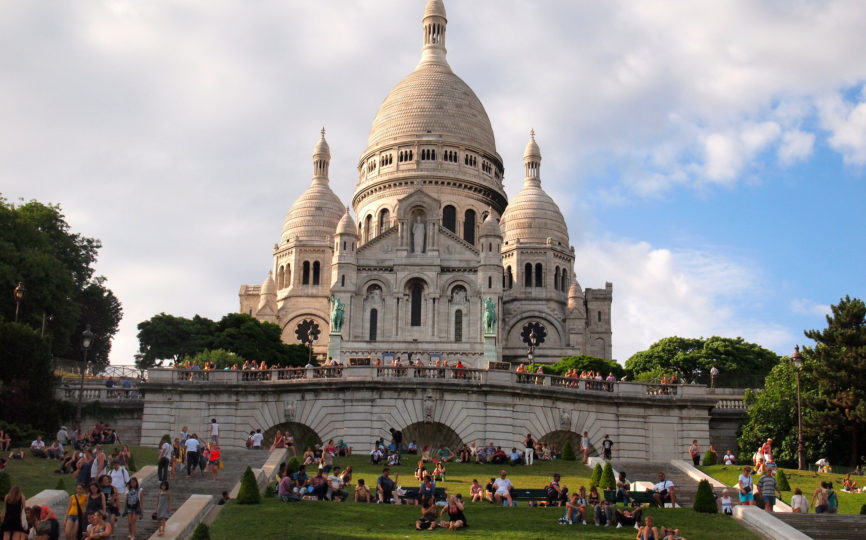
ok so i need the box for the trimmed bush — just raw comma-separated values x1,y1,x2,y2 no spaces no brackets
127,454,137,473
285,456,301,476
0,472,10,500
590,463,603,488
860,504,866,515
776,469,790,491
693,479,717,513
702,450,717,466
55,478,66,491
562,441,576,461
601,462,616,490
191,523,211,540
236,466,261,505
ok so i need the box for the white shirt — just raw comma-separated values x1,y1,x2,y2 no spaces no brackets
251,433,264,447
210,423,219,436
724,453,735,465
110,467,130,493
159,441,171,459
493,478,513,494
791,493,809,513
653,479,674,492
31,439,45,450
185,438,199,452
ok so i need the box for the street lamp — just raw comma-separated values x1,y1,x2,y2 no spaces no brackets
307,328,315,366
75,325,94,426
790,345,806,470
527,329,538,364
13,282,25,322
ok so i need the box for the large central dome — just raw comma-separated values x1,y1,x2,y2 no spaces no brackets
365,63,497,155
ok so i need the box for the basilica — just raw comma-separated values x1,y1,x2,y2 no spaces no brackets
239,0,612,367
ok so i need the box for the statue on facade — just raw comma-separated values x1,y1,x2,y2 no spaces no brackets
329,295,345,333
483,297,497,334
412,216,425,253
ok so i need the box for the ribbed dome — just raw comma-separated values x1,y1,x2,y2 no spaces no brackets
335,207,358,237
500,181,569,247
261,270,276,295
365,64,497,155
479,212,501,237
281,179,344,243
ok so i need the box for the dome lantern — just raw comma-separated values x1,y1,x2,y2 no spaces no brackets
313,127,331,179
523,129,542,183
421,0,448,66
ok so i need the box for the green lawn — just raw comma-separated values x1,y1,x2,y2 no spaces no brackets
699,464,866,515
208,455,760,540
0,444,158,510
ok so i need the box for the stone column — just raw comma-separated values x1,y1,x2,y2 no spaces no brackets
328,332,342,363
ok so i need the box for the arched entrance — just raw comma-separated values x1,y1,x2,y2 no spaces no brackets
539,430,583,458
262,422,321,456
402,421,463,453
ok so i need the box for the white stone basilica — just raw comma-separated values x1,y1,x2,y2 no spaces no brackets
239,0,612,367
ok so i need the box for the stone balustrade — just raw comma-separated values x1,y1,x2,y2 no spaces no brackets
56,380,144,402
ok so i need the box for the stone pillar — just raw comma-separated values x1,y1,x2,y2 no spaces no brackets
328,332,342,363
483,334,497,365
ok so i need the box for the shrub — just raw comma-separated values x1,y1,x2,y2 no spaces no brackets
601,462,616,490
285,456,301,476
590,463,603,488
127,454,137,473
0,472,10,500
191,523,211,540
692,479,717,513
236,466,261,505
860,504,866,515
561,441,576,461
55,478,66,491
702,450,717,466
776,469,790,491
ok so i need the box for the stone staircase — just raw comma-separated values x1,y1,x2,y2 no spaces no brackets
773,513,866,540
107,449,269,539
614,461,705,507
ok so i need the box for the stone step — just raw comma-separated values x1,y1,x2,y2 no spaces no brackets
774,514,866,540
614,461,704,506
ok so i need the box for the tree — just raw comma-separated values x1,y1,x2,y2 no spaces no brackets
590,463,603,487
803,296,866,467
776,470,790,492
561,441,576,461
702,450,716,466
0,322,60,431
626,336,780,385
528,355,625,379
136,313,216,369
601,462,616,490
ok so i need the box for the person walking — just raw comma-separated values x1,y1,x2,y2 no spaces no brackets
522,434,534,466
157,438,171,483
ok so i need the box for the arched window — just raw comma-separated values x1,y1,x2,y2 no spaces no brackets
379,208,390,232
507,266,513,289
277,266,284,289
524,263,532,287
364,215,372,242
369,309,378,341
312,261,321,285
598,310,602,323
554,267,561,291
464,209,476,245
302,261,310,285
442,205,456,233
535,263,543,287
286,264,291,287
454,310,463,342
341,274,345,287
411,282,423,326
561,271,568,291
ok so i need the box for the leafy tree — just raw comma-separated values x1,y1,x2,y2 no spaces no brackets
0,322,60,431
692,479,717,513
527,355,625,379
601,462,616,490
182,349,246,369
236,466,261,505
590,463,603,487
626,336,781,385
803,296,866,467
136,313,216,369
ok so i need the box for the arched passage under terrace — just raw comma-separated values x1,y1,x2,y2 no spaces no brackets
402,421,464,453
262,422,322,456
539,430,584,458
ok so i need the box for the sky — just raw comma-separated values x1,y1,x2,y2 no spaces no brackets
2,0,865,365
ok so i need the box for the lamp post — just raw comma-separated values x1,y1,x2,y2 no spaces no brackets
307,328,315,366
75,325,94,426
790,345,805,470
13,282,25,322
527,329,538,364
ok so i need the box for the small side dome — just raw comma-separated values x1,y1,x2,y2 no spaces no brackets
479,211,501,237
336,207,358,237
261,270,276,296
313,127,330,159
567,281,581,310
523,129,541,160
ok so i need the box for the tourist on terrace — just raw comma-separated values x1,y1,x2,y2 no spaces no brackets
650,472,676,507
493,470,514,507
377,467,401,504
689,440,701,466
271,430,286,451
354,479,372,502
737,466,754,505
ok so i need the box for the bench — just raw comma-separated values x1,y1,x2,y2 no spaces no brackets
601,488,657,507
402,487,448,502
510,488,550,504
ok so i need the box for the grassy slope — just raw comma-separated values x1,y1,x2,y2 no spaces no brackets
209,455,759,540
699,464,866,515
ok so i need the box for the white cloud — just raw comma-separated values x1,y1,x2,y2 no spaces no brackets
790,298,831,317
701,122,780,183
778,129,815,165
819,90,866,165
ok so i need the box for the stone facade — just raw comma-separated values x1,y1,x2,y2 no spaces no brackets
239,0,613,366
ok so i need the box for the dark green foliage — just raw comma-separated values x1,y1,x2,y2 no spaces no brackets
0,471,10,499
191,523,211,540
561,441,576,461
236,466,261,505
159,434,171,445
775,469,790,491
860,504,866,515
601,462,616,490
263,482,276,498
0,323,60,431
527,355,625,379
625,336,780,386
285,456,301,476
590,463,602,487
127,454,137,473
702,450,717,466
0,420,42,445
55,478,66,491
303,435,321,454
693,479,718,513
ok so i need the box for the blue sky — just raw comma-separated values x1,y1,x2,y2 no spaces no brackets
1,0,864,364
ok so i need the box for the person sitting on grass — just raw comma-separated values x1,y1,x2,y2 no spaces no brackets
650,472,676,507
662,526,686,540
435,445,455,463
415,496,438,530
438,495,467,530
309,468,328,500
564,492,587,525
414,459,427,482
470,479,483,502
842,473,858,492
545,473,568,506
490,446,507,465
723,450,736,465
370,446,383,466
508,447,523,466
0,429,11,451
433,462,446,481
30,435,47,458
303,447,316,466
327,466,347,501
588,485,601,506
594,498,614,526
340,465,353,487
493,470,514,507
354,479,372,503
616,471,630,503
292,465,309,495
377,467,401,504
637,515,659,540
419,474,437,506
278,473,295,502
484,477,496,503
615,506,642,529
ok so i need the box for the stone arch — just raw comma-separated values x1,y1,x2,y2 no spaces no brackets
402,421,464,453
360,277,393,297
504,313,564,348
441,275,476,298
262,421,322,454
539,430,583,457
378,207,391,233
